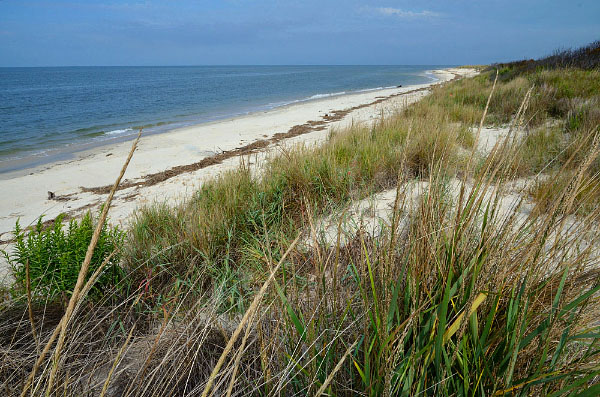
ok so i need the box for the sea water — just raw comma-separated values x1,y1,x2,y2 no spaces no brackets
0,65,447,173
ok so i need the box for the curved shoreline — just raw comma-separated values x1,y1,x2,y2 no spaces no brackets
0,69,477,273
0,69,443,175
78,83,437,196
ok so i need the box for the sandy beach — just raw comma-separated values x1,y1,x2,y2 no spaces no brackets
4,2,598,392
0,68,477,277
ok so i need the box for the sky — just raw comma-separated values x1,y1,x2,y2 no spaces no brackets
0,1,598,66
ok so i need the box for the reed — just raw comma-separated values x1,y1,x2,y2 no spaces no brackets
1,48,599,395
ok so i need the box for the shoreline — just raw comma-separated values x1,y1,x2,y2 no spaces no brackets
0,69,443,177
0,68,477,278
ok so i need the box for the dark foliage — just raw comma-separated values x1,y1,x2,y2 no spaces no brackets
488,40,600,80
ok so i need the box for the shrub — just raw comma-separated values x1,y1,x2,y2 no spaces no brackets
488,40,600,80
3,212,125,301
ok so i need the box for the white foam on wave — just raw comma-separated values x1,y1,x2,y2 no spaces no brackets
307,91,347,100
357,87,383,92
261,81,420,115
105,128,133,135
267,88,383,109
357,85,399,93
422,70,440,82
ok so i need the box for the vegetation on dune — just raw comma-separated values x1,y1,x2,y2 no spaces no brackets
2,212,125,302
416,56,600,213
124,104,471,304
491,40,600,80
1,42,600,395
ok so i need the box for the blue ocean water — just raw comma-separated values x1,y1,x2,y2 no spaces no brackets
0,65,443,173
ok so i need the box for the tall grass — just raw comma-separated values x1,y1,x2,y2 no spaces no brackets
1,48,600,395
124,107,471,300
4,133,597,395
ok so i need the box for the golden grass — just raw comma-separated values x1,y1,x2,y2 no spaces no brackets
2,66,600,396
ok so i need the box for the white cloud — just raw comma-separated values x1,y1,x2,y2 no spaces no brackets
375,7,441,19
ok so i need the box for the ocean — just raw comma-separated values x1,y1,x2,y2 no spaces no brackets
0,65,444,173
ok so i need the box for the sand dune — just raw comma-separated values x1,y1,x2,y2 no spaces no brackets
0,68,478,279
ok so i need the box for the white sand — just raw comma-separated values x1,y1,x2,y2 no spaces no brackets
306,177,535,249
0,68,477,279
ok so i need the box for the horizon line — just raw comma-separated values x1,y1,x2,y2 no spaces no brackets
0,63,461,68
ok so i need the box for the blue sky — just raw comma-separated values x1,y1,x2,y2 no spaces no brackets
0,1,598,66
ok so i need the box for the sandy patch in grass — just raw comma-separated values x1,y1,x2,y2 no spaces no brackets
0,68,477,281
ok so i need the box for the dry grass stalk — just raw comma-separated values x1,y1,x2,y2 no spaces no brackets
473,69,499,151
225,310,255,397
313,340,357,396
19,130,142,397
455,69,498,234
200,233,301,397
72,250,117,317
99,323,136,397
45,129,142,393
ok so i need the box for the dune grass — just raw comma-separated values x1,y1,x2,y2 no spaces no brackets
123,104,472,303
1,46,600,395
125,64,599,296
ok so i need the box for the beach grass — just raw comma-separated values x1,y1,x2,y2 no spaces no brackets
1,43,600,396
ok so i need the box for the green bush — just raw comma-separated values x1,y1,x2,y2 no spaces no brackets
3,212,125,301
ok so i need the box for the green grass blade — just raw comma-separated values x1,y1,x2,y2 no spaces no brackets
435,268,453,378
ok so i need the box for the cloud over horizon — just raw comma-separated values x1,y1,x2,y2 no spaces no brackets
375,7,441,19
0,0,598,66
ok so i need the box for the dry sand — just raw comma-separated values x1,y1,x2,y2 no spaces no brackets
0,68,478,279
